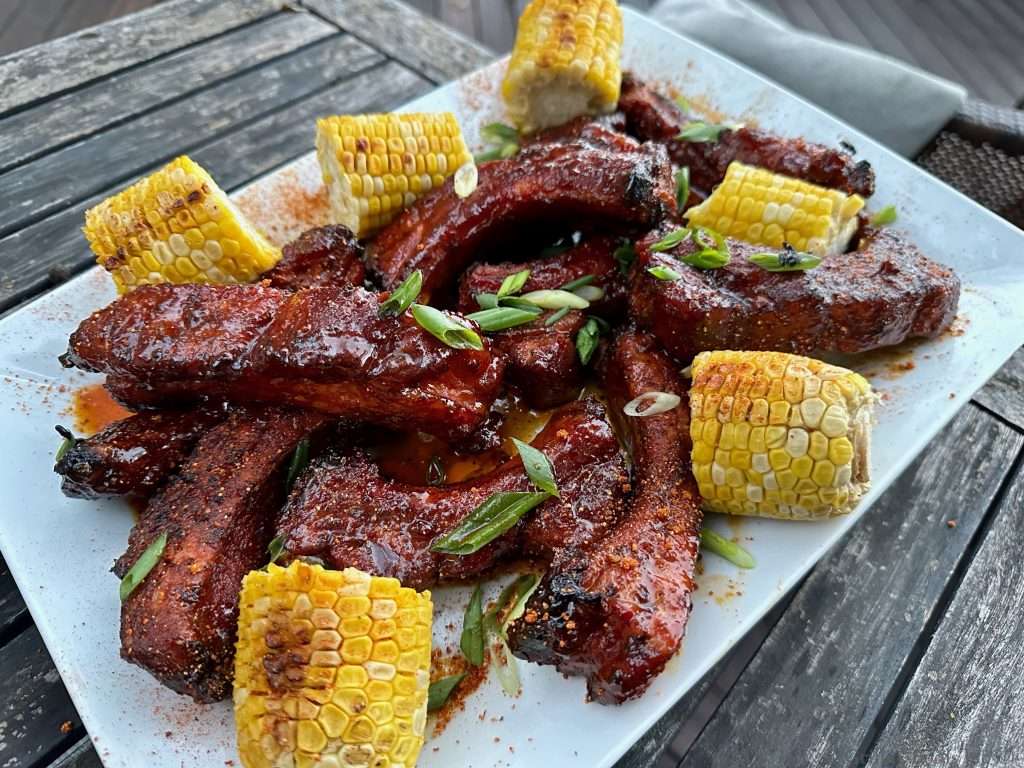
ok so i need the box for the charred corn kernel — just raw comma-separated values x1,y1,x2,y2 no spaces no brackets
502,0,623,132
689,351,875,520
685,161,865,256
84,156,280,293
316,113,472,237
234,561,432,768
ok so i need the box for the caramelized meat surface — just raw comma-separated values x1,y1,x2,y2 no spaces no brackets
263,224,365,290
508,331,702,704
522,112,633,151
492,310,587,409
456,234,628,319
629,226,961,361
55,408,227,499
277,398,628,590
116,407,328,702
618,74,875,197
368,140,675,300
62,283,504,440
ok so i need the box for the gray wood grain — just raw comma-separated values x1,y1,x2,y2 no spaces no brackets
678,404,1023,768
49,736,101,768
974,346,1024,430
0,554,29,645
0,11,335,174
0,0,284,115
301,0,493,82
0,58,428,313
0,33,382,239
0,625,80,768
865,463,1024,768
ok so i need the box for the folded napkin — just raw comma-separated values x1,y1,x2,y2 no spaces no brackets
651,0,967,156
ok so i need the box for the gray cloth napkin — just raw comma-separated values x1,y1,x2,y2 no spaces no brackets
651,0,967,156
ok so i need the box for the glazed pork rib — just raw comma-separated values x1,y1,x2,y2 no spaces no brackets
618,74,875,198
62,283,504,440
368,139,676,300
629,226,961,361
277,397,629,590
262,224,366,291
54,407,228,499
116,406,329,702
508,331,702,704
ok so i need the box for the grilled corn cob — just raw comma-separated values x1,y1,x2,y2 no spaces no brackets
502,0,624,132
234,561,432,768
689,350,875,520
316,113,473,237
685,161,865,256
84,155,280,293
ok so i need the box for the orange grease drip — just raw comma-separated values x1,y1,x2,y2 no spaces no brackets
72,383,132,436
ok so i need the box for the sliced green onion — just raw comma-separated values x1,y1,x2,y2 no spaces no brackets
676,121,732,142
675,166,691,210
491,634,521,695
431,491,550,555
475,292,499,310
119,532,168,602
650,227,691,252
623,390,681,417
474,147,504,163
511,438,559,497
558,274,595,292
590,315,611,333
465,306,538,332
54,425,78,463
749,247,821,272
680,249,730,269
544,307,572,326
453,162,478,198
426,455,446,486
379,270,423,317
285,438,310,492
674,94,691,113
481,122,519,143
498,142,520,159
411,304,483,350
428,673,466,711
690,225,726,253
573,285,605,302
460,584,484,665
481,574,539,697
267,535,286,566
576,317,601,365
700,527,756,569
519,289,589,310
498,296,544,314
614,241,636,274
647,265,682,281
496,574,539,631
497,269,531,298
870,204,898,227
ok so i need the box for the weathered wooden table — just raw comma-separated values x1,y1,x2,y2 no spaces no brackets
0,2,1022,767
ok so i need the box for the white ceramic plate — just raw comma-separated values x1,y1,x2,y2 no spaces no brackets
2,9,1023,767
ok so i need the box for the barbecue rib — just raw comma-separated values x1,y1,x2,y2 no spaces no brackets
368,139,675,300
62,283,504,440
521,112,633,151
277,398,628,590
116,407,328,702
263,224,366,291
618,74,875,198
629,226,961,361
508,331,702,704
54,408,227,499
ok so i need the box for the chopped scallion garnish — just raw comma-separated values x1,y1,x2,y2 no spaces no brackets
285,438,310,492
558,274,595,292
576,317,602,365
700,527,756,569
497,296,544,313
749,247,821,272
870,204,898,227
680,249,730,269
497,269,531,298
465,306,539,332
54,424,78,463
453,161,478,198
379,270,423,317
475,292,499,310
411,304,483,350
650,227,691,252
511,437,559,497
481,574,540,697
674,94,691,113
119,532,168,602
573,285,605,302
430,491,550,555
675,166,691,210
460,584,484,666
614,241,636,274
481,122,519,143
676,121,733,143
623,390,681,417
518,289,589,310
267,535,286,566
544,306,572,326
647,265,682,281
428,674,466,711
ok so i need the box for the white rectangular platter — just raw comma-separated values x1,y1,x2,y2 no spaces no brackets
2,9,1023,768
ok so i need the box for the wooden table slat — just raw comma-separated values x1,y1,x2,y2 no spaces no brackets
0,11,336,175
864,457,1024,768
0,0,285,116
974,346,1024,431
678,403,1024,768
301,0,493,83
0,553,30,646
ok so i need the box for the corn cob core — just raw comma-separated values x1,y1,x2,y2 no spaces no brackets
234,561,433,768
83,155,280,293
689,351,875,520
316,113,472,238
685,161,865,256
502,0,624,132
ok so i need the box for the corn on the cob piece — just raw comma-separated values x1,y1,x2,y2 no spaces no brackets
685,161,865,257
689,350,875,520
316,113,472,238
502,0,624,132
84,155,280,294
234,561,433,768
